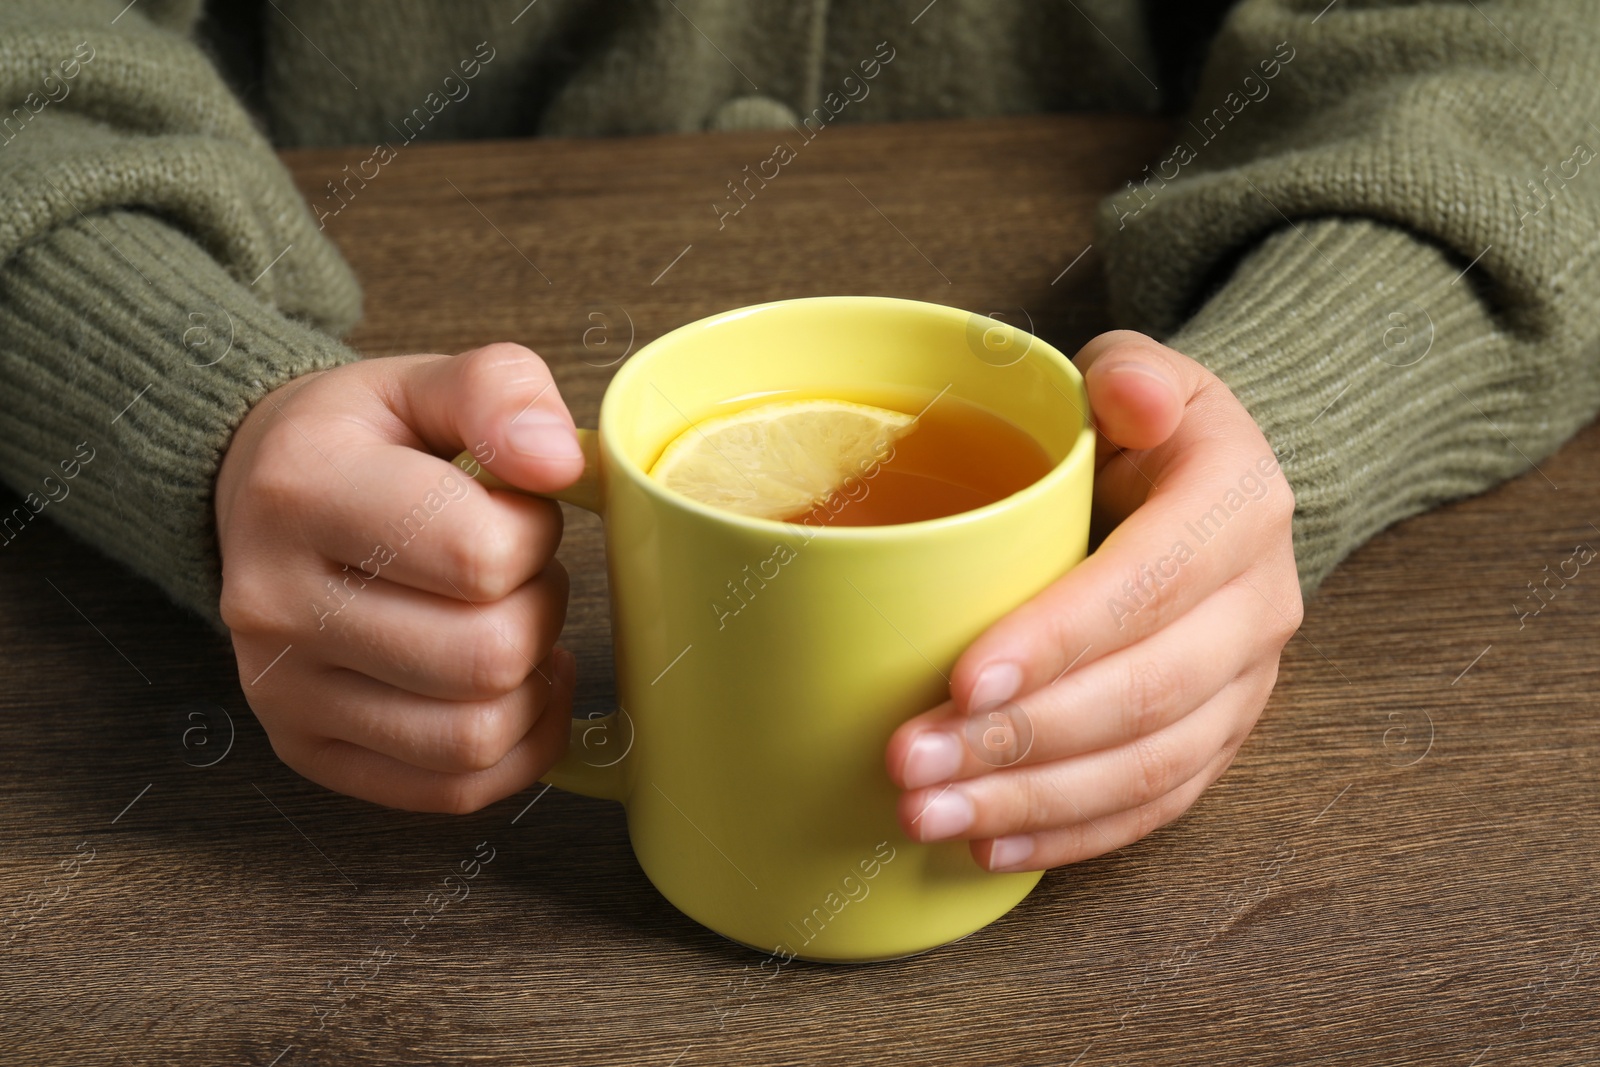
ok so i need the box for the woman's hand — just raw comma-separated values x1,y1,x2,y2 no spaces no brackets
887,330,1303,869
215,344,584,813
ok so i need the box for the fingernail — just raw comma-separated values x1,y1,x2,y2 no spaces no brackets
967,662,1022,713
903,732,963,789
506,410,582,460
987,834,1036,870
912,788,974,841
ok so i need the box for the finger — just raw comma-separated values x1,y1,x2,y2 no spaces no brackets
889,580,1268,789
303,443,564,602
255,664,565,775
268,648,578,813
1075,331,1221,543
974,743,1242,871
1090,443,1173,536
312,562,569,701
950,430,1292,714
388,342,586,492
1074,331,1189,453
898,668,1272,843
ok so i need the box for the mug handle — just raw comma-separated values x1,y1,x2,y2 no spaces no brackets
451,430,631,803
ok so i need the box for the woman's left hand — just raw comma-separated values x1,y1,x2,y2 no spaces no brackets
885,330,1303,870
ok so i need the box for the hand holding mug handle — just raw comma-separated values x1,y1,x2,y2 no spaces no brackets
452,434,632,802
452,430,603,512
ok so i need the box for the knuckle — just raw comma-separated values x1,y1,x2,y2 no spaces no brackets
1119,655,1182,739
219,568,281,637
443,704,515,773
1132,792,1177,842
267,731,336,791
1127,732,1178,805
1013,774,1059,834
432,776,495,816
1258,658,1282,695
1281,586,1305,636
1267,582,1304,642
1079,819,1128,861
449,523,522,602
1045,825,1101,867
245,434,312,509
1129,801,1158,843
1133,567,1186,632
263,729,304,772
464,624,531,696
1267,476,1298,526
1043,598,1090,673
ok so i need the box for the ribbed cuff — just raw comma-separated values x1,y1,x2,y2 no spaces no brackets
1161,218,1524,595
0,209,364,629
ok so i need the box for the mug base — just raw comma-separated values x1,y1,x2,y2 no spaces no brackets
716,926,976,965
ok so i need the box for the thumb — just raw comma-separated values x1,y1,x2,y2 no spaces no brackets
396,342,586,492
1075,330,1188,452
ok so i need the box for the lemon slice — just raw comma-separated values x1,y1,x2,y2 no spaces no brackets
648,398,916,519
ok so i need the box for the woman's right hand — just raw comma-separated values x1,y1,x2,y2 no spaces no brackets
215,343,585,812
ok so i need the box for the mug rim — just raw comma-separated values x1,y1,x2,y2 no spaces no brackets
597,295,1095,539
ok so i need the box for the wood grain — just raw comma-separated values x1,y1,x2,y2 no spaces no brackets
1,115,1596,1066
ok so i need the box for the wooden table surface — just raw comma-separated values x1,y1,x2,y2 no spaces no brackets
2,115,1597,1066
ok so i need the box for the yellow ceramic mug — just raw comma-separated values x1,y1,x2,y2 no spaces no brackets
457,296,1094,962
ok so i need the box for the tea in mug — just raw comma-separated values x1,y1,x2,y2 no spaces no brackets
648,389,1054,526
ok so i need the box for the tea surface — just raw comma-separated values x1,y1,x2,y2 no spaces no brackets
786,393,1053,527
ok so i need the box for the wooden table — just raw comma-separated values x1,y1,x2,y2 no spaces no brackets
2,115,1596,1066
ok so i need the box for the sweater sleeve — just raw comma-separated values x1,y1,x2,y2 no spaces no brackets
0,0,363,625
1100,0,1600,594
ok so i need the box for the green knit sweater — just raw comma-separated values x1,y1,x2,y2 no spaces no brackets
2,0,1596,629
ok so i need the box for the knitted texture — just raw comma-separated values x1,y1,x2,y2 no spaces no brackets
0,2,360,330
0,0,361,624
1,0,1597,624
0,211,361,627
1105,0,1600,592
1166,219,1597,593
254,0,1164,146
